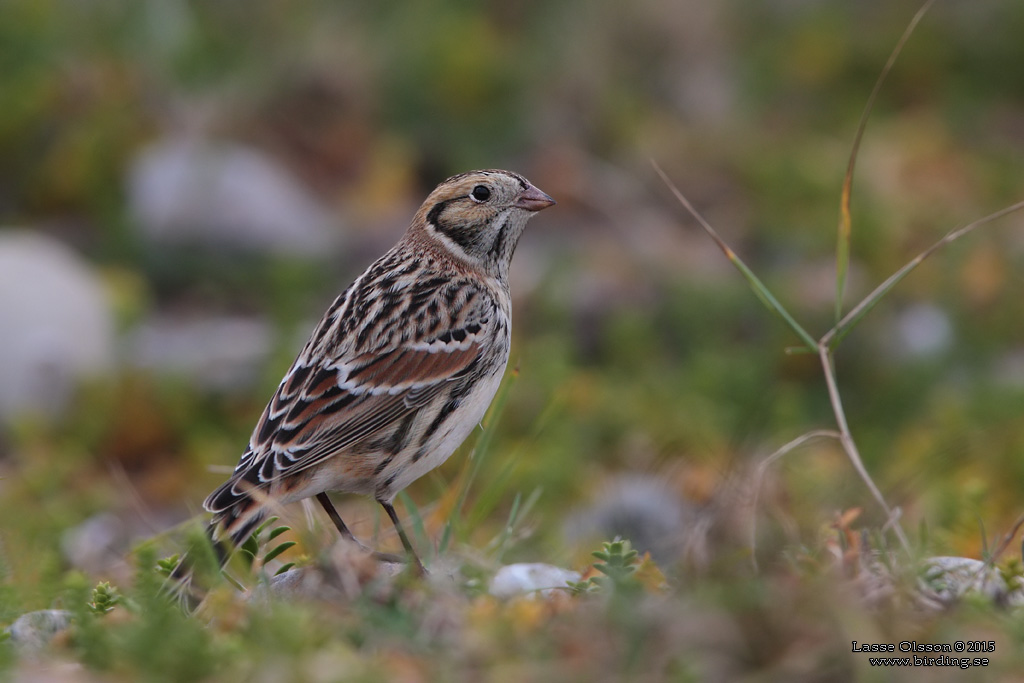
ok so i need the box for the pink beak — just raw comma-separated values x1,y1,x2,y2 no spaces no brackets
514,183,556,212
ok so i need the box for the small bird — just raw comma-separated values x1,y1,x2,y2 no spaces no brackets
203,169,554,572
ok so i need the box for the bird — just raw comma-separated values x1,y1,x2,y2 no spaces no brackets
202,169,555,573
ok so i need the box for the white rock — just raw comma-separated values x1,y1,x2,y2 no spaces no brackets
896,303,953,358
128,137,339,256
125,314,272,390
489,563,580,599
919,556,1024,607
60,512,127,575
0,232,114,421
5,610,73,654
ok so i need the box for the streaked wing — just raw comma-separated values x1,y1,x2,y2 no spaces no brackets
204,326,484,513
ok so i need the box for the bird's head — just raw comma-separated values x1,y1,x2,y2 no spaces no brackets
411,169,555,278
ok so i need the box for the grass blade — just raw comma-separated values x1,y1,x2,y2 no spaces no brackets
397,491,428,550
464,390,562,532
438,365,519,548
490,487,542,562
835,0,937,322
653,161,817,351
822,200,1024,347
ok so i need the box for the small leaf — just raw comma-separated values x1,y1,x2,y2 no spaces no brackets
274,563,296,577
267,526,291,542
253,516,280,537
155,555,180,578
241,535,259,558
263,541,296,564
88,581,120,615
238,547,257,570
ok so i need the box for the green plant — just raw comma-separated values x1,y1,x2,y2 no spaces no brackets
88,581,120,615
239,517,297,577
154,555,180,579
569,539,642,595
654,0,1024,571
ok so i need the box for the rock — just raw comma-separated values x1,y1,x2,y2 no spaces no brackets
250,543,403,604
895,303,953,359
564,475,692,565
5,610,73,655
125,314,272,390
853,554,1024,610
489,563,580,599
127,137,340,256
60,513,128,576
918,556,1024,607
0,232,114,422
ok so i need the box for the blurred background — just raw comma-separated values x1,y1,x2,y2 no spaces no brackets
2,0,1024,590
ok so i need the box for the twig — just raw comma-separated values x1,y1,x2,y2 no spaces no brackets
986,512,1024,567
652,160,817,352
655,163,913,557
818,343,911,553
822,199,1024,348
750,430,842,572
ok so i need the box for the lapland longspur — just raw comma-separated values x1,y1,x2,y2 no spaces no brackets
203,169,554,572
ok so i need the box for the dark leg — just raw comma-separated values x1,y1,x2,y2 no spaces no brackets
379,500,426,575
316,492,358,543
316,492,406,564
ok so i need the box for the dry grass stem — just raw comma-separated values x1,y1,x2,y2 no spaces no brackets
750,430,842,572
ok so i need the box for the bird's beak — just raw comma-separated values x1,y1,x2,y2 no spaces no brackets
514,183,556,212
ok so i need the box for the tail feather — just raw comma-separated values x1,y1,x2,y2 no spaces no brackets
168,458,281,608
214,499,267,550
168,499,267,608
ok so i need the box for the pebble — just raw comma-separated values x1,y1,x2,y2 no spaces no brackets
4,610,73,655
0,232,114,422
128,137,340,256
489,563,581,599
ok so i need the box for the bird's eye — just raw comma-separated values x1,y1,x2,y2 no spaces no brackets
470,185,491,202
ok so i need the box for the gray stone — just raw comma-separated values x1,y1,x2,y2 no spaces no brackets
489,563,580,599
5,610,73,655
60,513,127,576
919,555,1024,607
128,137,340,256
564,475,692,565
125,314,272,390
0,232,114,421
895,303,953,358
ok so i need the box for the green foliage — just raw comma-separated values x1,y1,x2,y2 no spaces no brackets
569,539,643,596
64,548,217,681
239,517,297,577
88,582,120,616
154,555,180,579
2,0,1024,680
591,540,641,589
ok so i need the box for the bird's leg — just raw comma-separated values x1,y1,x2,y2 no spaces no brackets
379,500,427,575
315,492,406,564
316,492,358,542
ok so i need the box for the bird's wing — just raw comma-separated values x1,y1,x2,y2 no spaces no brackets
203,315,489,514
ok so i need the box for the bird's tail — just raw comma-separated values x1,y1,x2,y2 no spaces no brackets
168,497,268,608
203,463,275,549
